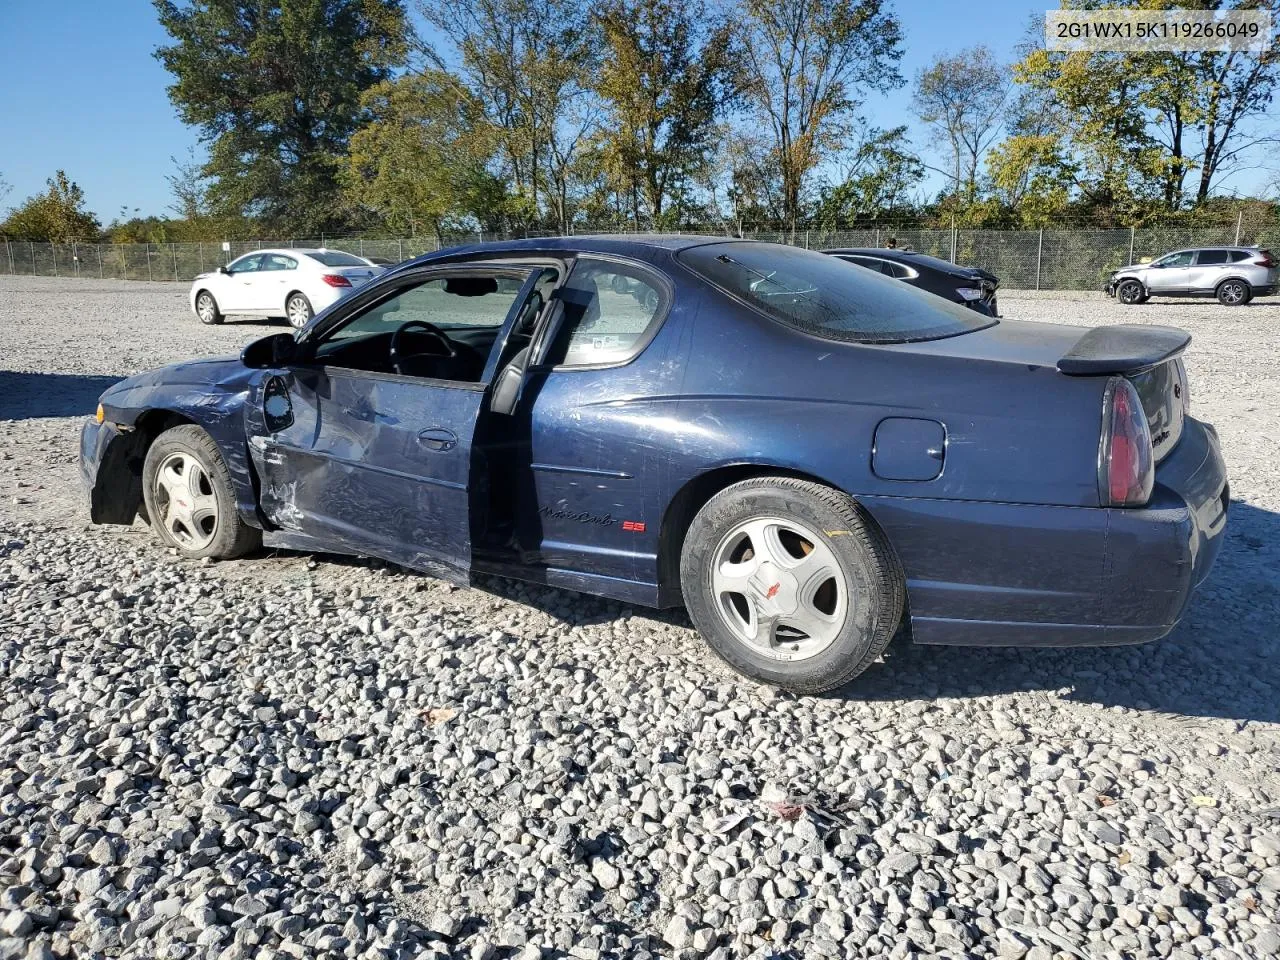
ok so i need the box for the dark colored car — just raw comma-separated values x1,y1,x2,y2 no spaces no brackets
81,237,1227,693
825,247,1000,316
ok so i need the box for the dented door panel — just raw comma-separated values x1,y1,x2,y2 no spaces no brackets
246,367,483,581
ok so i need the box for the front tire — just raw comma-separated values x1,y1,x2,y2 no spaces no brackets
286,292,314,329
195,290,223,325
1217,280,1249,306
679,478,904,694
142,425,260,560
1117,280,1145,305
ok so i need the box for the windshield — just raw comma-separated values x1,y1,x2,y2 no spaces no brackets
679,242,995,343
306,251,369,267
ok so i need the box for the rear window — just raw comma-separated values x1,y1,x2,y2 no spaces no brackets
306,251,368,267
1230,250,1254,262
680,242,995,343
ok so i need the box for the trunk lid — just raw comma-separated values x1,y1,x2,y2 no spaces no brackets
1128,358,1188,463
329,265,380,287
880,319,1192,464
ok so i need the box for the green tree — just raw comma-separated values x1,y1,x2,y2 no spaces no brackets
738,0,904,235
913,46,1009,203
0,171,101,241
418,0,599,231
154,0,409,235
1007,0,1280,219
345,70,505,241
592,0,740,226
812,125,923,224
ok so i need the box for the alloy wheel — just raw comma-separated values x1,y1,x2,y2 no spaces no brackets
1220,281,1245,305
153,452,219,550
197,294,215,322
287,296,311,329
710,515,849,661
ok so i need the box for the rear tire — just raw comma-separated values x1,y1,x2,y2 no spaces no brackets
1217,279,1249,306
286,292,314,329
142,425,260,560
679,478,904,694
1117,280,1145,305
195,290,223,325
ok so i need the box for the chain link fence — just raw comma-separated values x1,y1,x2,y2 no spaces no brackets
3,224,1277,290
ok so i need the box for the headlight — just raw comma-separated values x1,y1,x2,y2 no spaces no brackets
956,287,984,301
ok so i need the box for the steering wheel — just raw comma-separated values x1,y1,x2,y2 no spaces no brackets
389,320,455,375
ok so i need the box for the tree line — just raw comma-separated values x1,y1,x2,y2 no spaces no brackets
2,0,1277,244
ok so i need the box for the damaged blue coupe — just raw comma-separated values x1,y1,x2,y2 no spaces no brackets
81,237,1228,692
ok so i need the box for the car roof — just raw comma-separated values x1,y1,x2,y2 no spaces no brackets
1162,246,1260,254
233,248,367,258
399,234,736,267
825,248,925,259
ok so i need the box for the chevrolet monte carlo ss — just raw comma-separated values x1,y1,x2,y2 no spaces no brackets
81,237,1229,693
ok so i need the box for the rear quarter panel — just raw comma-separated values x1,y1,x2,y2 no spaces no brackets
669,293,1106,508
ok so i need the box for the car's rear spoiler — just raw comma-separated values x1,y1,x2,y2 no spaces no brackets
1057,324,1191,376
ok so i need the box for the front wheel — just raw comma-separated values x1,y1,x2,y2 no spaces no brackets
679,478,904,693
142,425,260,560
286,292,314,329
1217,280,1249,306
1117,280,1145,305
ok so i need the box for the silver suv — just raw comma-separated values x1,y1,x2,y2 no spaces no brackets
1106,246,1277,306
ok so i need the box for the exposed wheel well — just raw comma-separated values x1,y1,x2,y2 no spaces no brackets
656,465,900,608
96,411,197,524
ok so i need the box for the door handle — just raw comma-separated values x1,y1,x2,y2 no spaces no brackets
417,427,458,451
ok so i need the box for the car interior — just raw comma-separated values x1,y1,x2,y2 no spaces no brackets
306,268,559,383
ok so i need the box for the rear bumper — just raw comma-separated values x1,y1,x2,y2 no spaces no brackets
1250,283,1276,297
861,417,1228,647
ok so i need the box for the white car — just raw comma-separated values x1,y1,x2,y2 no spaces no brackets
189,249,386,329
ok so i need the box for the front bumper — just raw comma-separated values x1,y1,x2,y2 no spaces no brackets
861,417,1228,647
80,418,142,524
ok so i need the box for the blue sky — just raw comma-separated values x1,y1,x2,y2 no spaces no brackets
0,0,1273,221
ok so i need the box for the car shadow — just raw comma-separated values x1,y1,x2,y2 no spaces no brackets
839,500,1280,725
0,371,123,420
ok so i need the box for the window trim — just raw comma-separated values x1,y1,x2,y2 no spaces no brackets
228,253,263,274
530,253,674,373
264,254,298,271
835,254,918,281
680,242,997,345
294,263,540,387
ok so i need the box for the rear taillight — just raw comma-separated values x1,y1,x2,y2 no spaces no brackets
1253,250,1275,267
321,274,352,288
1099,376,1154,507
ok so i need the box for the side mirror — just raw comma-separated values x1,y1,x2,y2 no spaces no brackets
490,347,530,416
242,332,297,369
218,265,231,275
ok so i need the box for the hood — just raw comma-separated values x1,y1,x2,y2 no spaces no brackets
875,317,1087,370
1111,264,1145,277
104,355,247,394
99,355,256,422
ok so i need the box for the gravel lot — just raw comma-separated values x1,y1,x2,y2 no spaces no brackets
2,276,1279,960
